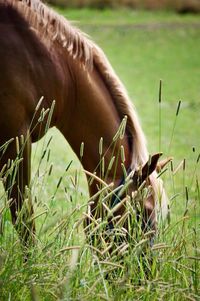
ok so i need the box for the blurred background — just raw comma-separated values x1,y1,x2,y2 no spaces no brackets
47,0,200,13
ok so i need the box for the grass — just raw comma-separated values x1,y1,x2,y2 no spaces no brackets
0,8,200,301
55,7,200,25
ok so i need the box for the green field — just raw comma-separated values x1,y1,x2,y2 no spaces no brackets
0,8,200,301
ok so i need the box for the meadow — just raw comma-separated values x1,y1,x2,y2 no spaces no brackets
0,8,200,301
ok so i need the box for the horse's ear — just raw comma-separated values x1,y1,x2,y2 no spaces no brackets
139,153,163,182
156,157,173,172
132,153,164,186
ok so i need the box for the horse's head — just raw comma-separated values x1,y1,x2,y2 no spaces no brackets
128,153,171,232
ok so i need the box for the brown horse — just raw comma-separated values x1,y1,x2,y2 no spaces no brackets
0,0,169,247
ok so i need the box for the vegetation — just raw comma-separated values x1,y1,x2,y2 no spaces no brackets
0,8,200,301
47,0,200,13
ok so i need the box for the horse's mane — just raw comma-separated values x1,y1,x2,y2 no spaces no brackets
6,0,148,168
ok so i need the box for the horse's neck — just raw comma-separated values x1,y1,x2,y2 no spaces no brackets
18,6,133,190
58,58,132,193
5,3,132,182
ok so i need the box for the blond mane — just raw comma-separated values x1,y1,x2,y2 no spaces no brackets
7,0,148,168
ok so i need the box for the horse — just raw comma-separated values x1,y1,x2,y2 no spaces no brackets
0,0,170,248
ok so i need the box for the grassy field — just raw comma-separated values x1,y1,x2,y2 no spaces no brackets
0,8,200,301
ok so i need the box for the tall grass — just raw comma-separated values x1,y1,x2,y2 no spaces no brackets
0,81,199,300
